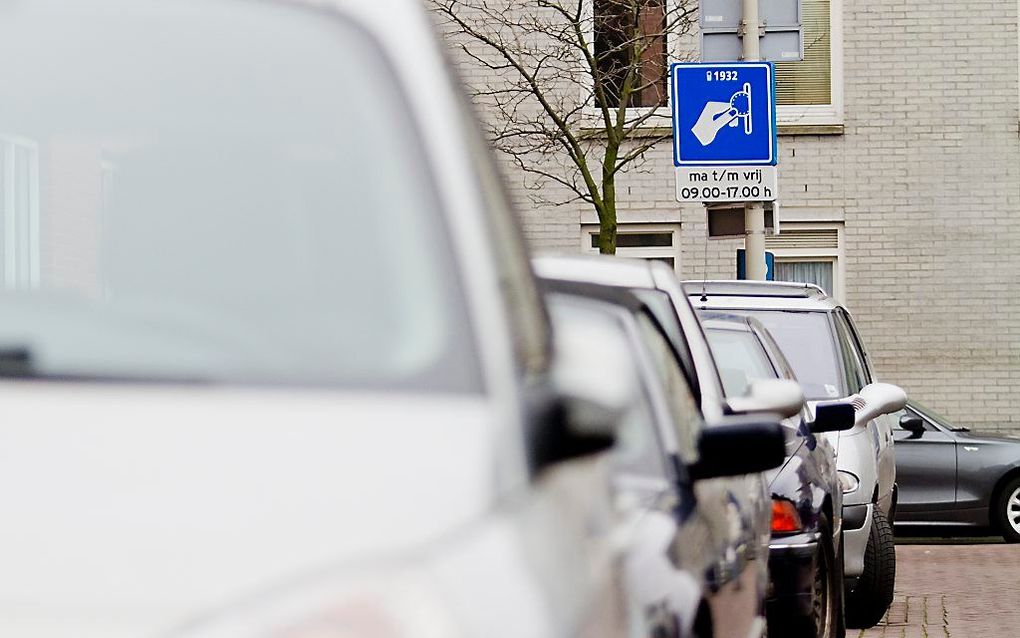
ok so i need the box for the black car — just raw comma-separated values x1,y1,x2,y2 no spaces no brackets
700,313,855,638
543,281,788,638
893,400,1020,543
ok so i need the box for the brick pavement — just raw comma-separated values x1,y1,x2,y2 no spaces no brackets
855,543,1020,638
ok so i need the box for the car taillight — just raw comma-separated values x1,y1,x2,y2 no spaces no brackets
771,499,803,534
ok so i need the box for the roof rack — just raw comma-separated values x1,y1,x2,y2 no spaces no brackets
680,280,829,299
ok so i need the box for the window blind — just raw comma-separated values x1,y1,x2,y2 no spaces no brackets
766,228,839,250
774,0,831,106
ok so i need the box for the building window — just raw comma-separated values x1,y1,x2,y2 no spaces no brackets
766,223,844,300
0,137,40,289
774,0,842,124
594,0,668,108
774,259,834,295
582,223,680,270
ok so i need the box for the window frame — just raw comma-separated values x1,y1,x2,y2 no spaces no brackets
767,221,845,301
776,0,843,126
580,0,842,127
581,222,681,272
580,0,683,126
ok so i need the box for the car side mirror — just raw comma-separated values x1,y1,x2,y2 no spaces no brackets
689,417,786,481
899,413,925,437
809,400,856,433
535,302,637,467
852,382,908,427
725,378,805,419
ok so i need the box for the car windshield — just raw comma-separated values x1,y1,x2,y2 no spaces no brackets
0,0,478,391
734,310,843,399
704,328,776,397
909,401,953,428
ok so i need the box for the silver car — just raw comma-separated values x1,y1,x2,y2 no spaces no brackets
688,281,907,629
0,1,636,636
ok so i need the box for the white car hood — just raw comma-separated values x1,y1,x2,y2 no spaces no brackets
0,383,497,637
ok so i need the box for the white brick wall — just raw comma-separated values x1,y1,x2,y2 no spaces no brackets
438,1,1020,434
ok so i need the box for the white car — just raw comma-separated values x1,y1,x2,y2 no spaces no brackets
687,281,907,629
0,1,636,636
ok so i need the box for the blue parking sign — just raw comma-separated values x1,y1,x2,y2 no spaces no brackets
671,62,777,166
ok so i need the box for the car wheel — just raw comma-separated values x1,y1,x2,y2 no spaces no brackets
845,508,895,629
995,476,1020,543
810,515,845,638
771,515,844,638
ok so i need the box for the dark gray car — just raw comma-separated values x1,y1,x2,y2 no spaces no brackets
893,401,1020,543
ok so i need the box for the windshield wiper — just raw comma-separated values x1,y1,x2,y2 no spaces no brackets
0,346,208,384
0,346,34,378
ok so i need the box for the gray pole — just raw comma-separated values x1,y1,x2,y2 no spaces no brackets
741,0,767,280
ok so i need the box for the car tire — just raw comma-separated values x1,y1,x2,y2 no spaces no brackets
770,514,845,638
845,508,895,629
994,476,1020,543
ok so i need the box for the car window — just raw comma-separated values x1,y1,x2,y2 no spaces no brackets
631,288,700,398
833,313,868,394
612,383,669,479
704,328,778,397
462,94,550,377
736,310,844,399
909,400,953,428
546,295,666,479
753,326,798,381
839,309,874,384
0,0,483,392
635,312,702,465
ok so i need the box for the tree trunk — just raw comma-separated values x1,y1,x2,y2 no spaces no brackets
598,147,619,254
597,200,617,254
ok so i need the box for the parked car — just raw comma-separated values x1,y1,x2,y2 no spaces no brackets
545,287,788,638
700,313,854,638
893,400,1020,543
0,1,641,636
535,255,804,638
688,281,907,629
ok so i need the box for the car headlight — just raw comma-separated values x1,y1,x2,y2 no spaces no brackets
838,470,860,494
178,569,457,638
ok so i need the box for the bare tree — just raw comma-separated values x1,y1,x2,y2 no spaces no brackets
432,0,696,253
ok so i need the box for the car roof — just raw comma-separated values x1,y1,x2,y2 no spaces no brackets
533,254,657,289
684,280,840,312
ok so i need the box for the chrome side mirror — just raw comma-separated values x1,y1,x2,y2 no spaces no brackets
853,383,908,427
725,378,805,419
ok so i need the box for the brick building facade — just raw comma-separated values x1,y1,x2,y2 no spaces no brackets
440,0,1020,434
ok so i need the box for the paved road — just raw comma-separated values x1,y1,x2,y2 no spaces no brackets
855,542,1020,638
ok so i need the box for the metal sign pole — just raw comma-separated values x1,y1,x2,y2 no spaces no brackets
741,0,767,280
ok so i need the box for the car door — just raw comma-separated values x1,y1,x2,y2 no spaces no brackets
613,357,703,638
891,406,958,520
633,312,764,638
